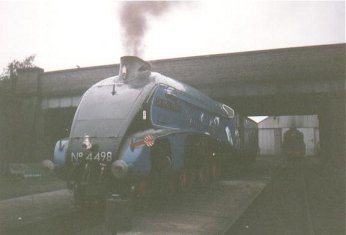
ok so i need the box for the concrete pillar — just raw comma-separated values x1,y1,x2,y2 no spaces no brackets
15,68,45,161
16,67,44,95
319,94,345,192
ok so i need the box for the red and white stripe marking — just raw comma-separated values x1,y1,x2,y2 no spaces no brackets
144,135,155,147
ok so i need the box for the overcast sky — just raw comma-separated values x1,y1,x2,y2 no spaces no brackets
0,0,344,73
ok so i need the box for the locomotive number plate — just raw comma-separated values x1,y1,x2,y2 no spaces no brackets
71,152,112,162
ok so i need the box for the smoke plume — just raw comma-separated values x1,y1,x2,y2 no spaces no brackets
119,1,174,56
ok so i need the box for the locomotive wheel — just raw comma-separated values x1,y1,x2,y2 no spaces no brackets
209,153,220,181
210,161,219,181
136,181,147,198
179,170,189,192
73,183,87,208
132,180,150,209
198,165,210,186
150,140,173,200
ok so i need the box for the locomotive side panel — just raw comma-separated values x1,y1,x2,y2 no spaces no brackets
150,84,237,145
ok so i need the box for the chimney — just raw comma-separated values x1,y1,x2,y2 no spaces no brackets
119,56,151,82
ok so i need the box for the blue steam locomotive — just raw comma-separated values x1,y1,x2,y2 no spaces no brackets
53,56,258,206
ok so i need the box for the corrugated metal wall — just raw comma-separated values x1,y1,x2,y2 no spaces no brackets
258,116,319,156
259,115,319,128
259,129,282,155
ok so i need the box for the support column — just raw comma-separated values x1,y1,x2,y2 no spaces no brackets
16,68,44,162
319,94,345,192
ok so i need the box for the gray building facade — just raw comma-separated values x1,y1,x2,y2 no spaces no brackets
258,115,319,156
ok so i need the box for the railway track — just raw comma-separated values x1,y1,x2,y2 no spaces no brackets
227,160,344,235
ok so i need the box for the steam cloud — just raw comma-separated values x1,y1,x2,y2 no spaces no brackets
119,1,174,56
